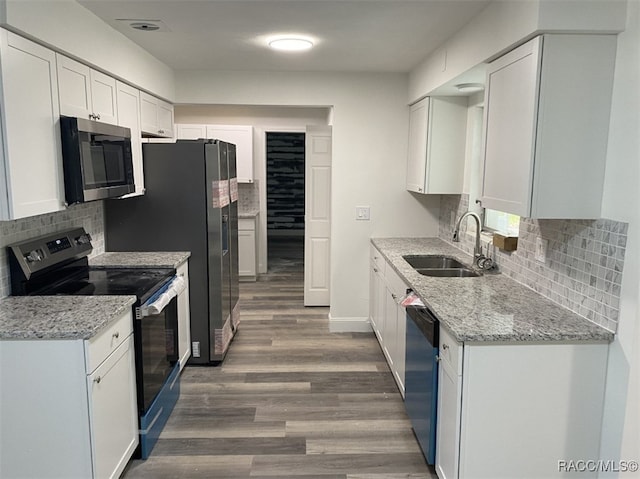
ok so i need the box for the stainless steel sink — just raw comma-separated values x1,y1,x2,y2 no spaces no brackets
403,255,467,270
415,268,481,278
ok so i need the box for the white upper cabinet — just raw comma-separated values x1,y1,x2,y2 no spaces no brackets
57,55,117,124
116,81,144,196
206,125,254,183
176,124,207,139
0,30,65,220
481,34,617,219
406,96,467,194
140,91,174,138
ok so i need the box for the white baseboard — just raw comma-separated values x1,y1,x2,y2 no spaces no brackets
328,315,372,333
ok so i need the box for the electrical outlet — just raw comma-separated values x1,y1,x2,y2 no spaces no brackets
192,341,201,358
535,237,548,263
450,211,456,226
356,206,370,221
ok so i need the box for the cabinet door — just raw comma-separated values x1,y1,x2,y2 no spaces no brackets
435,357,462,479
87,335,138,479
369,261,378,331
90,69,117,124
383,284,398,368
0,31,64,220
406,97,429,193
116,81,144,196
140,91,159,134
177,262,191,370
57,54,92,119
176,124,207,139
394,299,406,395
157,99,174,137
238,228,257,277
206,125,253,182
481,37,541,217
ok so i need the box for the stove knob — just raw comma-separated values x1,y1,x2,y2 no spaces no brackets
25,249,43,263
76,233,92,245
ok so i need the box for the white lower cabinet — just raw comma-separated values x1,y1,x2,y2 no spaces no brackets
369,245,408,396
238,217,257,280
436,326,609,479
177,261,191,370
0,310,138,479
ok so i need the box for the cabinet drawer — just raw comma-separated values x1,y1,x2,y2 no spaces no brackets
370,245,385,274
85,310,133,373
439,326,462,376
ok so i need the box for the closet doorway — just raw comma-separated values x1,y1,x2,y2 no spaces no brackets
266,131,306,268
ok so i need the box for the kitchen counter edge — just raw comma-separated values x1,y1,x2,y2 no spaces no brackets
90,251,191,269
0,295,136,340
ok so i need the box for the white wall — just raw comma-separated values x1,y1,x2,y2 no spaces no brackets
409,0,626,103
0,0,175,100
175,104,331,275
599,0,640,474
176,70,440,325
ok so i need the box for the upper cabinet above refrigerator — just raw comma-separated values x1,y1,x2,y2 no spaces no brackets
406,96,468,195
481,34,617,219
176,124,254,183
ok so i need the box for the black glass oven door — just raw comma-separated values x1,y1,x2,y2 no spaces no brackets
134,297,179,414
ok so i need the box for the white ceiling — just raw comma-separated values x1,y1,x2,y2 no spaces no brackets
77,0,491,73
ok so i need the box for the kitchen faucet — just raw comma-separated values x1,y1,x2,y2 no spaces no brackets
453,211,495,270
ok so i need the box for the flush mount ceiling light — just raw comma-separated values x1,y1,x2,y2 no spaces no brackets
455,83,485,93
268,37,314,52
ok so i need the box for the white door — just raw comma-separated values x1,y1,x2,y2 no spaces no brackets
304,126,331,306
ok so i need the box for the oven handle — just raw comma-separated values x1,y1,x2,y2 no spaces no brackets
139,275,186,317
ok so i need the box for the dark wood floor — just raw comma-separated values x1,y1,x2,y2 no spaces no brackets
123,237,436,478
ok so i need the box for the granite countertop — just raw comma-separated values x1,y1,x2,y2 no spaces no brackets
239,209,260,218
371,237,614,343
90,251,190,269
0,296,136,340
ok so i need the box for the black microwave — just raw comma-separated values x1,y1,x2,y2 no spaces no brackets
60,116,135,204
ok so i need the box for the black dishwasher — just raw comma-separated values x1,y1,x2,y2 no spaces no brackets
404,305,439,465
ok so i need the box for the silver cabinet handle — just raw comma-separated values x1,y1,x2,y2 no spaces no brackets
436,355,441,362
442,343,449,350
112,332,120,339
373,268,379,273
94,376,102,384
95,114,100,120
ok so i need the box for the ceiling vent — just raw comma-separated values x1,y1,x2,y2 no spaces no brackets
116,19,171,32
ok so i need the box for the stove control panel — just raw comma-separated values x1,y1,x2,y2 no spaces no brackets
7,227,94,289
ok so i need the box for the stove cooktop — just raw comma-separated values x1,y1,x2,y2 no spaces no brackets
32,268,175,304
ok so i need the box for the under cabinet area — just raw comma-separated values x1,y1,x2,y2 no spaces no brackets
369,245,407,396
238,217,258,281
436,328,609,479
481,34,617,218
406,96,467,195
0,29,65,220
0,310,138,479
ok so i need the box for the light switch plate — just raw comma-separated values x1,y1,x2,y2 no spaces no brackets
356,206,370,221
535,237,548,263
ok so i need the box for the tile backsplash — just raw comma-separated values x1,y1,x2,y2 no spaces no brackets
439,194,627,332
0,202,105,298
238,180,259,213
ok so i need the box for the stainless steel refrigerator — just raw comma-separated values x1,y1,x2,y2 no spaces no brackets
105,139,240,365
